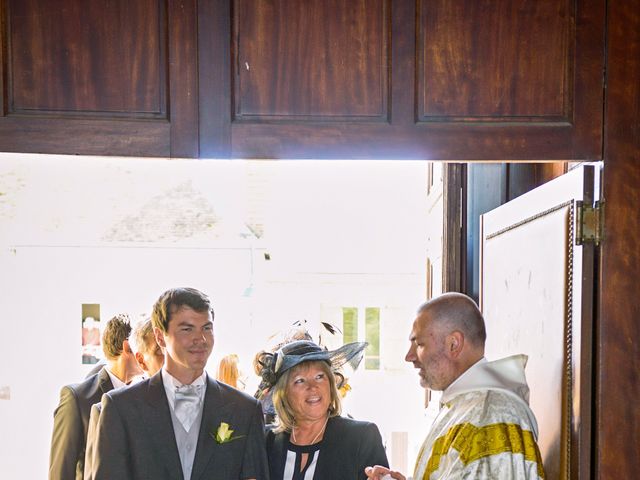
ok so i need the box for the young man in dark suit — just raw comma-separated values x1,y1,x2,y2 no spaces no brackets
49,314,142,480
90,287,269,480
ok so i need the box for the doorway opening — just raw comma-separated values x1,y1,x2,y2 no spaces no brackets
0,152,592,479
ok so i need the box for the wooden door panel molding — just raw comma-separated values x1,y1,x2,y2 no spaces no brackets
6,0,166,118
417,0,571,121
233,0,390,122
0,0,198,157
413,0,604,160
0,116,170,157
0,0,606,159
480,165,596,479
167,0,198,157
228,0,604,160
231,122,577,160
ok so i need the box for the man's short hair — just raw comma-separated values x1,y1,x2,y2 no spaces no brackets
129,317,156,355
418,292,487,347
152,287,214,333
102,313,133,360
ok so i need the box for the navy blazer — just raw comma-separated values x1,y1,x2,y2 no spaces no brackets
266,415,389,480
49,368,114,480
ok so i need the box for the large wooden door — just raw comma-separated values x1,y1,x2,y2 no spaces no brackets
479,164,598,479
0,0,605,160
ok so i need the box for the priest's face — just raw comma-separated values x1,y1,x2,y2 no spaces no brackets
405,311,455,391
155,305,214,384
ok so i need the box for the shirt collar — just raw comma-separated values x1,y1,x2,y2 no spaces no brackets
104,367,128,390
161,368,207,409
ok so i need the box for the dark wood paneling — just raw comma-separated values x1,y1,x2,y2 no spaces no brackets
0,0,198,157
198,0,231,158
596,0,640,477
0,2,6,115
418,0,570,121
442,163,465,293
168,0,198,157
231,122,576,159
233,0,389,121
7,0,165,116
0,116,170,156
0,0,607,159
230,0,604,160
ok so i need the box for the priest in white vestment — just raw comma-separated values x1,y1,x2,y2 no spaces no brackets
365,293,545,480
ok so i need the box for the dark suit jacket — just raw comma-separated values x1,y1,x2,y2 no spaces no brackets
266,415,389,480
91,372,269,480
49,368,114,480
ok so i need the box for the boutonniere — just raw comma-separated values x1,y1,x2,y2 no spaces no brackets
210,422,244,444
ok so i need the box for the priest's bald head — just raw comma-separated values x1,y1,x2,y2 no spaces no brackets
405,293,486,391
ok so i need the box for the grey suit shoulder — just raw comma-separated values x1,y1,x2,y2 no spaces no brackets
49,368,114,480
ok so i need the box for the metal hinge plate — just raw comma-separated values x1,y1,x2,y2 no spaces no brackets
576,200,604,246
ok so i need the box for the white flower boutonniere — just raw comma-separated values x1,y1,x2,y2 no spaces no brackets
211,422,244,444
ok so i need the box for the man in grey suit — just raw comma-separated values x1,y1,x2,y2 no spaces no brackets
49,314,143,480
84,316,166,479
90,287,269,480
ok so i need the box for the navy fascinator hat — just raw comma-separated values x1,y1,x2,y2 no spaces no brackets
257,340,367,389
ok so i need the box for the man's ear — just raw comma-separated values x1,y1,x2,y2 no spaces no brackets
154,327,166,348
448,331,464,358
135,351,147,371
123,339,133,355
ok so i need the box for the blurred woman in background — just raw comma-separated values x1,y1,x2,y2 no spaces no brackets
216,353,244,390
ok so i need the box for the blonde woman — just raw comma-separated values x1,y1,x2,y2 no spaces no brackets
259,340,388,479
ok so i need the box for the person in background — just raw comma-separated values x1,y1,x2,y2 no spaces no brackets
90,287,269,480
365,292,545,480
217,353,244,390
83,317,165,479
49,313,142,480
260,339,389,479
128,316,165,380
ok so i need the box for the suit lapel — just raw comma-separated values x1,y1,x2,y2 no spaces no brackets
270,430,290,479
145,373,184,479
314,416,337,478
191,377,234,480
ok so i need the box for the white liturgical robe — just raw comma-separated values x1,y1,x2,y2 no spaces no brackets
413,355,545,480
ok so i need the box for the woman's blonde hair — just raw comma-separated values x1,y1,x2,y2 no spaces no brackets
271,360,342,433
217,354,240,388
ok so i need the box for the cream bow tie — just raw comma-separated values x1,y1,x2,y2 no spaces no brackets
174,384,202,432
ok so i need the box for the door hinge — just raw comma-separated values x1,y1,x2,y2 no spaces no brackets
576,200,604,246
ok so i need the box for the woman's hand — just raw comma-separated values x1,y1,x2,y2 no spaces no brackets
364,465,406,480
